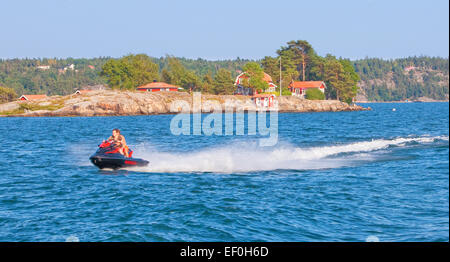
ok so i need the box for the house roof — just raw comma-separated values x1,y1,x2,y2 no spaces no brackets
289,81,325,89
252,94,276,98
136,82,182,89
235,72,275,85
19,94,47,100
262,73,273,83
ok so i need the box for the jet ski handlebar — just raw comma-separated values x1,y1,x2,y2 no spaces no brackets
99,140,121,148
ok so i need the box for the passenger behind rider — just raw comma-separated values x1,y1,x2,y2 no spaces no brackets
106,129,129,158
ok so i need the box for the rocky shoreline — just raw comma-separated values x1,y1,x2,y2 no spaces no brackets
0,90,369,117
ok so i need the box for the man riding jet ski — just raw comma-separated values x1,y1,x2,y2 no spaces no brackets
89,129,149,170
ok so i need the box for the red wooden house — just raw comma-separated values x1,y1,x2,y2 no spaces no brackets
234,72,277,95
288,81,326,98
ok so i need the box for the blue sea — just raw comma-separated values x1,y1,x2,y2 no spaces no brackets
0,102,448,242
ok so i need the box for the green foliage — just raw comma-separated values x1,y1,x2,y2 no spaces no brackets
261,56,280,85
320,55,359,102
100,54,159,90
199,71,214,93
155,57,250,79
1,49,447,102
0,86,17,103
281,87,292,96
0,57,109,96
161,56,199,90
263,40,359,102
241,62,269,93
305,88,325,100
353,57,449,101
275,48,300,85
212,69,234,94
285,40,315,81
276,87,292,96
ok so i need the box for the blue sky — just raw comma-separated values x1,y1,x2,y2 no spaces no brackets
1,0,448,60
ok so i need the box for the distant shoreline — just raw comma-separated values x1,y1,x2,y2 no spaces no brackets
0,90,369,117
356,101,449,103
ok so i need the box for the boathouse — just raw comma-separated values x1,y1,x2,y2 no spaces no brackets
252,94,276,108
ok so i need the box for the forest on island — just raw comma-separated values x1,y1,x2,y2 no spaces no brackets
353,57,448,101
0,40,448,104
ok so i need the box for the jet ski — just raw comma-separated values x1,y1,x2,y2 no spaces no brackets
89,140,149,170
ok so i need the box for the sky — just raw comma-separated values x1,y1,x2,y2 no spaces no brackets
0,0,448,60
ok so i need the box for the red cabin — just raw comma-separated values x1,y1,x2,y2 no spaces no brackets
136,82,183,92
18,94,47,101
288,81,326,98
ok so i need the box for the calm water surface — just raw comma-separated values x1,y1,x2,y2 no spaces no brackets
0,102,448,241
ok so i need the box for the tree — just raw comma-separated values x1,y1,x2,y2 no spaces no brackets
100,54,159,90
161,56,199,91
241,62,268,93
0,86,17,103
276,48,300,84
124,54,160,86
285,40,314,81
323,55,359,103
261,56,280,86
309,55,326,80
324,55,344,100
339,58,360,103
273,40,321,86
212,69,234,94
200,71,214,93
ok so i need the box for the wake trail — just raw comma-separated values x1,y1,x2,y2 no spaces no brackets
128,135,448,173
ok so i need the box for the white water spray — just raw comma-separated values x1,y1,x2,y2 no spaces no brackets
128,135,448,173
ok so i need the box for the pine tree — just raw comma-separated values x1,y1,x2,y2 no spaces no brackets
212,69,233,95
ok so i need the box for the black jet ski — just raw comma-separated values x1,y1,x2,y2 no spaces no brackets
89,141,149,170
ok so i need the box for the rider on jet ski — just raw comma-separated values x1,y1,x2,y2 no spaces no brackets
106,129,129,158
90,129,148,169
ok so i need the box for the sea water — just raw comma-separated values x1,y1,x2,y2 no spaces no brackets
0,102,448,241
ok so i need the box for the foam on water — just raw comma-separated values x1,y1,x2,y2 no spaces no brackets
128,135,448,173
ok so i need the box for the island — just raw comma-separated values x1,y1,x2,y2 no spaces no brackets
0,90,368,117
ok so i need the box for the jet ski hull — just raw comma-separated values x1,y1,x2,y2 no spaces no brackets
90,141,149,170
90,154,149,170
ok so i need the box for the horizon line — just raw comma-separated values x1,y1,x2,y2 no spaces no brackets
0,54,449,62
